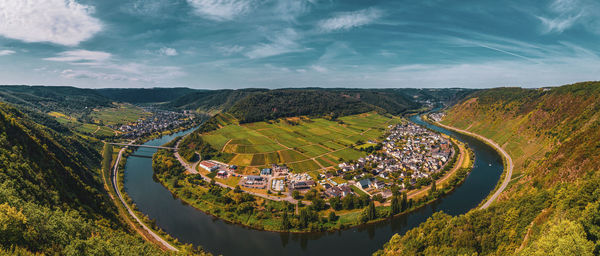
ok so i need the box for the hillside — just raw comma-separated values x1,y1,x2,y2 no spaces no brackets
378,82,600,255
228,90,385,123
96,88,197,104
0,85,112,115
165,89,266,114
0,103,185,255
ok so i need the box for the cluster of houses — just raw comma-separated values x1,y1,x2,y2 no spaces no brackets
195,121,453,201
329,122,453,198
115,109,196,138
428,112,445,122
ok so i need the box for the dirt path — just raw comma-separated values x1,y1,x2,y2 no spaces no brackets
433,121,514,209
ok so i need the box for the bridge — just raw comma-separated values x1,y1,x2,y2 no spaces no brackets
108,142,177,150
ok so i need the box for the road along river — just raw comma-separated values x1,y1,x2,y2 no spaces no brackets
122,115,503,255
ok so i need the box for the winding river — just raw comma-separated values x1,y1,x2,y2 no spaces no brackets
123,115,503,255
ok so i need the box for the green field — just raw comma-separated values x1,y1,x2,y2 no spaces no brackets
199,112,401,172
90,103,150,125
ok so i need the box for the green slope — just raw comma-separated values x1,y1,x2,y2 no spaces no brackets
378,82,600,255
0,103,200,255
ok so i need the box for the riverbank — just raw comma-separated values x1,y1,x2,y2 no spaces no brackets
102,128,210,254
150,116,475,234
426,115,514,209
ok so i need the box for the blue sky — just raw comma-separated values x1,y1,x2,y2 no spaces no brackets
0,0,599,89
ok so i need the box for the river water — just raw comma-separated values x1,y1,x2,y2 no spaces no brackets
123,115,503,255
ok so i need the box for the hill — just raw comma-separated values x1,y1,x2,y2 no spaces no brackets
378,82,600,255
227,89,385,123
165,88,267,114
0,85,112,115
96,88,197,104
0,102,181,255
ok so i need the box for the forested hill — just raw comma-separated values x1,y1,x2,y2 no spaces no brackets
227,90,385,123
165,88,267,114
96,87,196,103
378,81,600,255
0,103,174,255
0,85,112,114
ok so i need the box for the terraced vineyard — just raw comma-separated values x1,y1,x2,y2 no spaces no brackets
200,112,401,173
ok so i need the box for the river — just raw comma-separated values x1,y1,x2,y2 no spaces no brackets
122,115,503,256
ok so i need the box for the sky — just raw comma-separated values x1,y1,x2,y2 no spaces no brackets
0,0,599,89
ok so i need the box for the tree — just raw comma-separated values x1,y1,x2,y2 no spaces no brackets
234,185,242,193
281,210,291,230
390,196,401,216
522,219,594,256
401,192,408,211
292,190,301,199
299,208,309,228
362,201,377,223
328,211,337,222
329,196,342,211
429,180,436,197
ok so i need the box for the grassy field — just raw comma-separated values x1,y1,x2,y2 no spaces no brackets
200,112,401,173
50,111,116,136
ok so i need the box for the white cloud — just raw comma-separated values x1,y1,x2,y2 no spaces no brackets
0,50,16,56
0,0,102,46
311,65,328,73
245,28,308,59
537,0,600,34
215,45,245,56
318,8,382,32
60,69,144,82
186,0,253,21
158,47,178,56
537,14,582,33
44,50,111,63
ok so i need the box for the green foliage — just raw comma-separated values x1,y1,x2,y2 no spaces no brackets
520,219,594,256
228,90,382,123
379,82,600,256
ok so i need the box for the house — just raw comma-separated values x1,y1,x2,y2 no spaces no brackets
217,170,228,178
260,168,272,176
291,181,311,190
372,180,386,189
199,161,219,172
358,179,371,189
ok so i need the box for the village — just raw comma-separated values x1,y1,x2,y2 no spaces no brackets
114,108,197,138
194,120,455,202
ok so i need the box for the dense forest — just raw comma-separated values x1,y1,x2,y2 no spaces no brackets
0,85,112,116
96,88,197,103
227,90,383,123
162,88,471,116
0,101,209,255
378,82,600,255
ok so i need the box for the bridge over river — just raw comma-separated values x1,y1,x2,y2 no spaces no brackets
107,142,177,150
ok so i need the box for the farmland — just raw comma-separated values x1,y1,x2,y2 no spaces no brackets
200,112,401,173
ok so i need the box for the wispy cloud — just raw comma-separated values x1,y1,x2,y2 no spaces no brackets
44,50,111,63
537,14,582,33
215,45,245,56
536,0,600,34
0,50,16,56
158,47,178,56
0,0,102,46
245,28,309,59
186,0,253,21
318,8,382,32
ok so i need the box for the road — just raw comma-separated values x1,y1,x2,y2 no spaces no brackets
433,121,514,210
111,141,179,251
